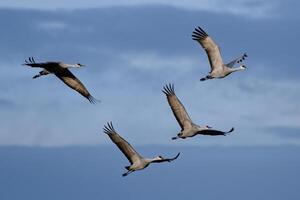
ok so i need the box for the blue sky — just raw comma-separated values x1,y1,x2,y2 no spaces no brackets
0,0,300,146
0,146,300,200
1,2,300,200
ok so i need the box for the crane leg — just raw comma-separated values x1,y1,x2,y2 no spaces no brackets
32,70,50,79
122,170,133,177
200,75,212,81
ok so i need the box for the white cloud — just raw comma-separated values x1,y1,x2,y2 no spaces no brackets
0,57,299,147
119,51,200,72
0,0,279,18
36,21,67,31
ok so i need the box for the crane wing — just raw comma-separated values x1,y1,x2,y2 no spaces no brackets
162,84,193,131
192,27,224,72
55,68,98,104
226,53,247,68
103,122,142,165
23,57,45,68
199,127,234,136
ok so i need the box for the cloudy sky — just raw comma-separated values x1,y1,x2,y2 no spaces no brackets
1,1,300,200
0,0,299,146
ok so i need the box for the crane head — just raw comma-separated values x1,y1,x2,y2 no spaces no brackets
155,156,164,160
75,63,85,68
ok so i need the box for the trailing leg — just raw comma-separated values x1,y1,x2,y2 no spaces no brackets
122,170,134,177
200,75,212,81
32,70,50,79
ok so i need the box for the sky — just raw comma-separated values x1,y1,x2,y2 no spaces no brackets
0,0,300,147
1,1,300,200
1,146,300,200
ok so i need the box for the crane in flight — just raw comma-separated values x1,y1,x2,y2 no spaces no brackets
103,122,180,177
192,26,247,81
23,57,99,104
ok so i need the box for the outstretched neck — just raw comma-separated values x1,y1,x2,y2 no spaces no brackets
146,157,160,163
58,62,80,68
64,63,78,68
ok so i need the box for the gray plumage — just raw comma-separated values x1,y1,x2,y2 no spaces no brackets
23,57,98,104
162,84,234,140
103,122,180,177
192,26,247,81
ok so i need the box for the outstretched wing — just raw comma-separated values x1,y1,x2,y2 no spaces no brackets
226,53,247,68
103,122,142,164
23,57,45,68
55,68,98,104
200,127,234,136
152,152,180,163
192,26,224,71
162,84,193,130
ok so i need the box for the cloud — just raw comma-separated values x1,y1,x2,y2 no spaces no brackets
154,0,279,18
1,55,299,146
0,6,299,77
36,21,67,31
0,0,280,18
118,51,200,72
0,6,299,146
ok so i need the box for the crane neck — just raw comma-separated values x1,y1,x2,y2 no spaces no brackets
146,157,160,163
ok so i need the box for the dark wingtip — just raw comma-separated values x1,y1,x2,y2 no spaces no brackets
103,121,115,135
226,127,234,135
87,95,100,104
192,26,208,40
171,136,178,140
162,83,175,96
23,57,37,66
28,57,36,63
168,152,181,162
174,152,180,159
